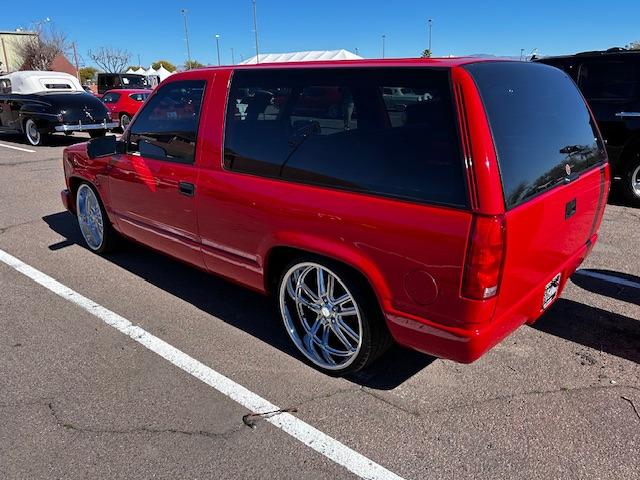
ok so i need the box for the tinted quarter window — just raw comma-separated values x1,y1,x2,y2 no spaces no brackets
579,60,640,100
466,62,606,209
129,93,149,102
128,80,205,164
102,92,121,103
225,68,467,207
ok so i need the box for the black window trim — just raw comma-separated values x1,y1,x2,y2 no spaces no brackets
125,78,207,165
221,66,470,211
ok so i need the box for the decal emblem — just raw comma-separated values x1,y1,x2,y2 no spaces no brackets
565,164,572,176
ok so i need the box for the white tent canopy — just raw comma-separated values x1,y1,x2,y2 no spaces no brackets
239,49,362,65
126,68,136,74
145,66,157,76
135,67,146,75
155,65,173,81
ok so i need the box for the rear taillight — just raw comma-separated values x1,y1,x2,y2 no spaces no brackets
462,215,506,300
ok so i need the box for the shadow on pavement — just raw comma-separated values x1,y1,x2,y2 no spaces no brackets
0,132,92,148
43,211,435,389
531,298,640,364
571,269,640,306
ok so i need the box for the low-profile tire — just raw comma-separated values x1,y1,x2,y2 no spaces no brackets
620,150,640,207
89,129,107,139
276,256,391,375
119,113,131,131
24,118,46,146
75,182,116,254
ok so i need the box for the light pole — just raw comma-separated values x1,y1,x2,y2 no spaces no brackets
181,9,192,69
428,19,433,53
252,0,260,63
520,48,524,61
215,34,221,66
382,34,386,58
231,47,235,65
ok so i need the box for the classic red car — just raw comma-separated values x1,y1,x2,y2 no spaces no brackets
61,58,609,375
101,89,151,129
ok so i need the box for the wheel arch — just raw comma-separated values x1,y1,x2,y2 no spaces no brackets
262,241,392,313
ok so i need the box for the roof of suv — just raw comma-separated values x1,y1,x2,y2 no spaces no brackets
187,56,513,72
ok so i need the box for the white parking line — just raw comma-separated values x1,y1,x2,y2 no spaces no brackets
0,143,36,153
0,248,404,480
574,269,640,289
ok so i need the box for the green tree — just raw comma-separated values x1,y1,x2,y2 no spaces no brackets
151,60,176,72
421,49,432,58
184,59,205,70
627,41,640,50
78,66,97,84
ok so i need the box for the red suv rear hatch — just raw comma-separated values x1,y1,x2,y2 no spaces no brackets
465,62,609,323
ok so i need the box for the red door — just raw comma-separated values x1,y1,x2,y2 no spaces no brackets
108,153,202,267
106,78,208,268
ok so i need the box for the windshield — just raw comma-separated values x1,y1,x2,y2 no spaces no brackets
466,62,606,209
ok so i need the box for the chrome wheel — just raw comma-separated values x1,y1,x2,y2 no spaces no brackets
120,113,131,129
632,164,640,198
279,262,363,370
76,184,104,251
25,119,41,146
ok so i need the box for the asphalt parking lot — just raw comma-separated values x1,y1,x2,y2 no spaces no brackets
1,133,638,480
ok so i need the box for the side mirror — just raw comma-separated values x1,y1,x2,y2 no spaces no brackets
87,135,123,159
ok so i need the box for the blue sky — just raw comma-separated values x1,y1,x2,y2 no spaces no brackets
3,1,639,68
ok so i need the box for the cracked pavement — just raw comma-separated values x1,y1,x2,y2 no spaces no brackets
1,133,639,479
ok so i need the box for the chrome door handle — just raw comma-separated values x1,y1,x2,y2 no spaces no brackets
615,111,640,118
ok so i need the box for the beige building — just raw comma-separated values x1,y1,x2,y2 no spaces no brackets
0,30,38,73
0,30,77,77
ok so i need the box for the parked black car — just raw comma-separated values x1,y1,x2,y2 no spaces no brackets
0,71,117,146
535,49,640,205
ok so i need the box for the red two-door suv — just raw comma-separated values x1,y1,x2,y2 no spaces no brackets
101,89,152,130
61,58,610,375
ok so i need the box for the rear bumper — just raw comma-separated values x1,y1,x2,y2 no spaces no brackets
54,120,118,132
385,236,596,363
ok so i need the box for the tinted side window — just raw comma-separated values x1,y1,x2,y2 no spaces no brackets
224,68,466,207
579,60,640,100
466,62,606,209
128,80,205,164
0,79,11,94
129,93,149,102
102,92,121,103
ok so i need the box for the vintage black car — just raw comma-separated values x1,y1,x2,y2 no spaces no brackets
0,71,117,146
535,49,640,205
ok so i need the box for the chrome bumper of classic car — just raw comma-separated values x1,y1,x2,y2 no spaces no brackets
54,120,119,132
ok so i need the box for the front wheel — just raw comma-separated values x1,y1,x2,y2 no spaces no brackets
89,129,107,139
277,258,391,375
76,183,116,253
621,151,640,207
24,118,46,146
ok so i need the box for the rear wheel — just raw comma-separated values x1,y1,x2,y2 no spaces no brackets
621,150,640,207
75,182,116,254
277,257,391,375
24,118,46,146
119,113,131,130
89,129,107,138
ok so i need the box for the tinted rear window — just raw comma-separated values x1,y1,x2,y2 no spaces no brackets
224,68,467,207
466,62,605,209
